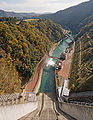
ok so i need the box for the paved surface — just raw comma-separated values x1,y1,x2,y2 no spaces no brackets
39,93,68,120
19,36,75,120
19,93,75,120
56,43,74,80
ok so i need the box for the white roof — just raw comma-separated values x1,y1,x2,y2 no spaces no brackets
62,80,69,96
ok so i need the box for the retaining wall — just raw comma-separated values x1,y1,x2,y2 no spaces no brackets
25,55,47,93
70,91,93,97
0,102,37,120
34,67,43,93
59,102,93,120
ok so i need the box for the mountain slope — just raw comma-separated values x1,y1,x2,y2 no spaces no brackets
1,0,93,33
69,22,93,92
0,53,21,95
0,9,38,18
77,14,93,31
38,0,93,33
0,18,64,93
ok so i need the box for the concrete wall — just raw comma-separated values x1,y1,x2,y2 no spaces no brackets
0,102,37,120
34,67,43,93
59,102,93,120
25,55,47,93
70,91,93,97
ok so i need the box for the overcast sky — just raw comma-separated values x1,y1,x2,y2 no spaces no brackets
0,0,89,13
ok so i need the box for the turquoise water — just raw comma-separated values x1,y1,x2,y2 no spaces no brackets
39,36,73,93
52,37,72,58
39,66,56,92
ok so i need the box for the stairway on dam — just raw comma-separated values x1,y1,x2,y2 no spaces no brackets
19,93,75,120
19,36,75,120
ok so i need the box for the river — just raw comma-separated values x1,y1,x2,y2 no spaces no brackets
39,36,73,93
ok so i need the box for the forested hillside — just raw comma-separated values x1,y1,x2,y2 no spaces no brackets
76,15,93,33
69,22,93,92
0,51,21,95
1,0,93,34
38,0,93,33
0,18,64,94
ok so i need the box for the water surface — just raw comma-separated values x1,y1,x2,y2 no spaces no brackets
39,36,73,93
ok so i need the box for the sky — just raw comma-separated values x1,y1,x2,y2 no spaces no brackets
0,0,89,13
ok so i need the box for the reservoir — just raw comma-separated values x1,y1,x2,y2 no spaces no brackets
39,36,73,93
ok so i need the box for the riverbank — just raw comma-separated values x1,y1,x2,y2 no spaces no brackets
25,38,66,94
56,42,75,89
56,44,74,79
49,41,61,56
49,36,69,56
25,55,47,93
24,35,72,96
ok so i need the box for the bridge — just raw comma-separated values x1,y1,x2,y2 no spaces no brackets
46,54,63,63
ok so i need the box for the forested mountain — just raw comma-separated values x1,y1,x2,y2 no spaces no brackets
0,0,93,94
1,0,93,33
38,0,93,33
77,14,93,31
0,10,39,18
0,18,64,94
69,22,93,92
0,54,21,95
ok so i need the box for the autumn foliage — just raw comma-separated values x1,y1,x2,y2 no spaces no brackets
0,18,64,86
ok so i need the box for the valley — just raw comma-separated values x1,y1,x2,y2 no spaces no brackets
0,0,93,119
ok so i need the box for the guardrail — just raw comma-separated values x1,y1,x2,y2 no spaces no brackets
70,91,93,97
68,101,93,107
57,95,93,107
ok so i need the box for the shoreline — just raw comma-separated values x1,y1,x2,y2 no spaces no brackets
25,54,47,93
49,36,69,56
56,42,75,89
24,35,71,95
49,41,61,56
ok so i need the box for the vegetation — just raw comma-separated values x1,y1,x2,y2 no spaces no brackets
0,17,64,94
0,49,21,95
69,22,93,92
38,0,93,33
1,0,93,34
0,17,18,23
0,10,37,18
1,0,93,94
